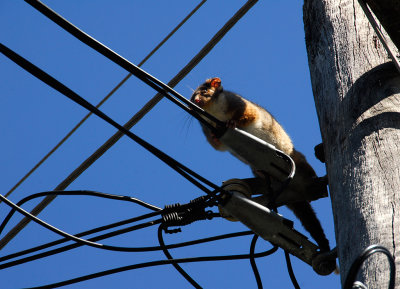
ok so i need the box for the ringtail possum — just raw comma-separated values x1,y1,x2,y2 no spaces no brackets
190,77,330,252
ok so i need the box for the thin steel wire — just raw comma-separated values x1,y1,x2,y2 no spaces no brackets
0,0,257,251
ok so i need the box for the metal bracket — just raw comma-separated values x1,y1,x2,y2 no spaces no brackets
220,128,294,181
217,128,336,275
219,128,328,203
221,191,336,275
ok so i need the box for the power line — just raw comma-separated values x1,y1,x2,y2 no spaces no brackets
24,238,277,289
0,192,243,266
0,0,257,251
0,228,254,270
1,43,221,195
3,0,207,201
250,235,263,289
25,0,224,131
158,224,202,288
0,189,272,288
0,190,161,237
0,193,163,252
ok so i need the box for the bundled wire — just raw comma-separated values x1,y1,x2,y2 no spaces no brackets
23,244,278,289
0,190,160,237
0,44,221,199
0,1,312,288
0,191,279,289
0,190,279,288
0,191,219,255
22,234,277,289
3,0,208,203
0,0,258,253
24,0,225,133
0,193,163,252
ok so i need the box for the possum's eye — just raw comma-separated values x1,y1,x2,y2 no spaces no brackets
201,89,207,94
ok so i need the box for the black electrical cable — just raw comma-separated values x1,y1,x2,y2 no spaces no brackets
284,251,301,289
0,219,253,269
0,205,166,265
249,234,263,289
0,219,162,270
2,0,208,206
0,0,257,252
0,190,161,237
343,244,395,289
158,224,202,289
25,241,278,289
0,191,217,268
2,1,305,287
24,0,225,134
0,43,222,198
0,192,222,258
268,152,300,289
0,229,252,269
0,194,164,254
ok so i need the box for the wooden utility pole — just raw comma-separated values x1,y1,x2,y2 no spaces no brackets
303,0,400,288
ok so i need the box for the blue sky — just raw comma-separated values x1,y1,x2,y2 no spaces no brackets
1,1,340,288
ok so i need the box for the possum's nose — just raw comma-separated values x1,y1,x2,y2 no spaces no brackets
193,96,204,107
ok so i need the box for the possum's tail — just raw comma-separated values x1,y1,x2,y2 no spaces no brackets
286,201,330,252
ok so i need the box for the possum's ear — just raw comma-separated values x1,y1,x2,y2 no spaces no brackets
210,77,221,89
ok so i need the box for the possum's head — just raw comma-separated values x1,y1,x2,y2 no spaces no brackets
190,77,223,110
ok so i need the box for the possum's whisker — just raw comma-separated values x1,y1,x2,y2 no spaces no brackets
180,113,194,140
186,85,195,93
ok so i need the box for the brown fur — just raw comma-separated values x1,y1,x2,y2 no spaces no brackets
236,100,258,127
191,78,331,252
291,149,317,179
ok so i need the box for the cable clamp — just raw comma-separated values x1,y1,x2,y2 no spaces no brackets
162,196,214,234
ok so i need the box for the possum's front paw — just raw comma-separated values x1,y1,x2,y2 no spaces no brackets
210,132,223,147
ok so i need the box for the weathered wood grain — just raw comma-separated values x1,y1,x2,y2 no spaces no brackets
303,0,400,288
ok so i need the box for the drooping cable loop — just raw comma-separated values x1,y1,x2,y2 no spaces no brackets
249,234,263,289
344,244,395,289
0,190,161,237
158,224,202,289
23,237,278,289
0,193,163,252
0,191,219,260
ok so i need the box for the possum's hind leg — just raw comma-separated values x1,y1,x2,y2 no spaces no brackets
286,201,330,252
